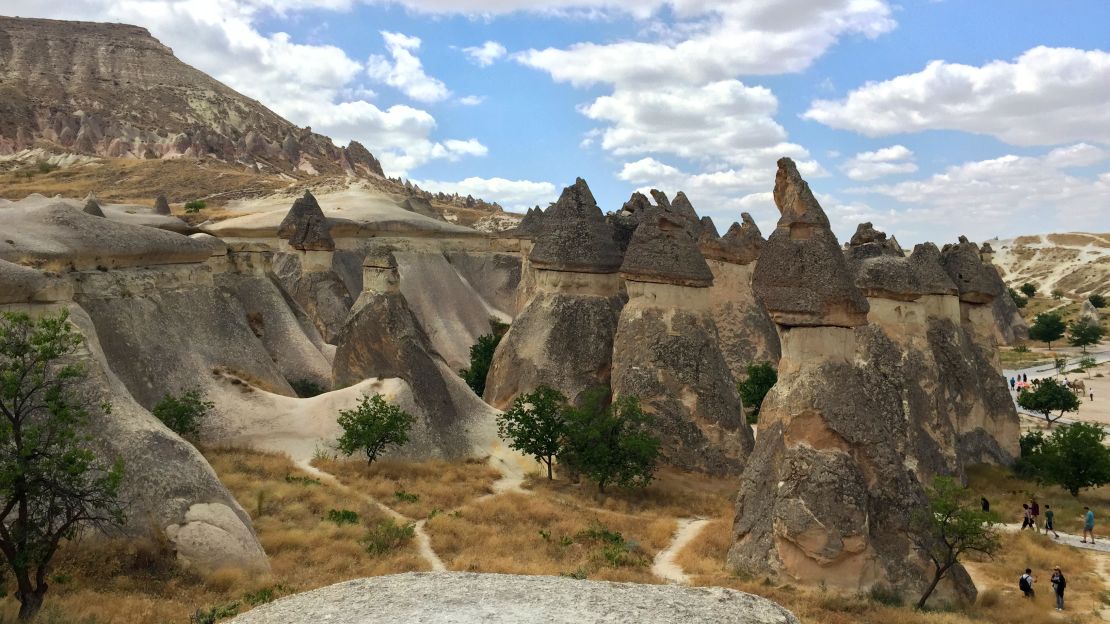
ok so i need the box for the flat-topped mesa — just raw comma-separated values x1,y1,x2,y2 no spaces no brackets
846,222,904,260
277,191,335,271
939,237,996,304
153,194,171,216
753,158,869,328
83,194,105,217
620,210,713,288
529,178,622,274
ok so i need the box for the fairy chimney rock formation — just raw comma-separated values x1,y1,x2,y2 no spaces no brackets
939,238,995,305
485,178,624,408
362,247,400,294
612,208,753,473
510,206,545,240
847,222,903,259
277,191,335,272
153,194,171,215
83,194,105,217
753,158,869,329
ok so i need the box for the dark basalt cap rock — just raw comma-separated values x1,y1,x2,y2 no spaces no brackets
699,213,764,265
529,178,622,273
153,194,171,215
82,194,105,217
698,216,719,241
362,246,398,270
278,190,335,252
510,206,545,240
670,191,702,237
752,158,869,327
621,192,652,215
607,210,640,253
846,222,904,260
940,237,995,304
851,243,956,301
621,208,713,287
980,242,995,256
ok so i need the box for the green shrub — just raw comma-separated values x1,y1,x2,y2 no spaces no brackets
1090,294,1107,309
242,585,288,606
36,160,58,175
284,474,321,486
290,379,326,398
737,362,777,423
152,388,214,438
1052,288,1064,300
559,391,660,493
191,602,239,624
1013,344,1030,353
867,585,903,607
1019,282,1037,298
184,199,207,214
325,509,359,525
1008,288,1028,309
360,519,415,556
460,319,509,396
394,489,419,503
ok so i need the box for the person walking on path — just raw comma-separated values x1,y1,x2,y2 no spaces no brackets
1031,499,1041,532
1020,568,1035,598
1021,504,1035,530
1045,504,1059,538
1051,567,1066,611
1023,373,1028,383
1083,507,1096,543
1091,388,1095,402
1010,377,1016,391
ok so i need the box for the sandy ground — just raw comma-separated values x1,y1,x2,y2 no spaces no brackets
652,519,711,585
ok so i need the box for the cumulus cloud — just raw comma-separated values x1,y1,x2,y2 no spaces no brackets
851,144,1110,242
366,31,452,102
458,95,486,105
4,1,479,176
841,145,917,181
804,46,1110,146
411,176,556,210
462,40,507,66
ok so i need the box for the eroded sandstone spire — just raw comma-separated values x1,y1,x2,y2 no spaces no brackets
620,210,712,287
529,178,621,273
153,194,171,215
278,191,335,252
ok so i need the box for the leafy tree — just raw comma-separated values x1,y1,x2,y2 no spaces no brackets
1052,288,1065,300
290,379,325,398
1090,294,1107,309
1028,312,1066,348
336,394,415,466
911,476,999,609
497,385,567,479
1008,288,1028,309
152,388,213,438
1019,282,1037,298
1015,431,1046,478
560,391,660,493
459,319,509,396
737,362,777,424
1068,317,1106,353
1078,355,1098,378
183,200,206,213
1017,378,1080,426
0,311,126,619
1023,422,1110,496
1055,356,1069,375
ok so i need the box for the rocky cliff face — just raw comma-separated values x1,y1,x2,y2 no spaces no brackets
0,16,383,177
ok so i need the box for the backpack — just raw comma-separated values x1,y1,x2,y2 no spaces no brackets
1019,576,1031,592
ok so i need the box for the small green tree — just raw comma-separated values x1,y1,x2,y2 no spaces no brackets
183,200,206,213
336,394,415,466
152,388,214,438
1052,288,1065,300
1019,282,1037,298
1024,422,1110,496
1008,288,1028,309
1078,355,1098,378
459,319,509,396
1017,378,1080,426
1029,312,1066,348
560,391,660,493
737,362,777,424
0,311,126,619
1068,318,1106,353
1090,294,1107,309
497,386,567,480
911,476,999,609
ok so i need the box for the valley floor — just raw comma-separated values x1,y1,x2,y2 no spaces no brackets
5,446,1110,623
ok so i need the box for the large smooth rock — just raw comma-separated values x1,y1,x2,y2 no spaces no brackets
228,573,799,624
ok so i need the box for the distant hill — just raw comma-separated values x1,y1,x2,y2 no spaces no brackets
991,232,1110,298
0,16,383,177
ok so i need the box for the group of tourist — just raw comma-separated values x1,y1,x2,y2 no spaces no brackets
1008,374,1094,401
1011,499,1097,611
1019,567,1068,611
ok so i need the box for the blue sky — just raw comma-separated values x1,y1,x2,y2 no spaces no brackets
8,0,1110,243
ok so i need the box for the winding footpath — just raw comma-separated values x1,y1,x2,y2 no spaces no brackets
651,519,711,585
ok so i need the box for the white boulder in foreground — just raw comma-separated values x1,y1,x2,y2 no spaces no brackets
228,572,799,624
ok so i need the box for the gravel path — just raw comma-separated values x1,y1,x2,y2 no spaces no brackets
226,572,800,624
652,518,710,585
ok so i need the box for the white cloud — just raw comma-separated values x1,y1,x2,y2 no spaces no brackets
411,176,556,210
366,31,451,103
462,40,507,66
841,145,917,181
851,145,1110,242
3,1,480,176
458,95,486,106
804,46,1110,146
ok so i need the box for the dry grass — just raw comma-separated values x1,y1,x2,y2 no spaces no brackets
425,491,674,583
523,465,736,519
0,447,425,623
312,456,501,518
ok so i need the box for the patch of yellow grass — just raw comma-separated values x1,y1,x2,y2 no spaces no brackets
312,456,501,518
425,491,674,583
0,447,426,623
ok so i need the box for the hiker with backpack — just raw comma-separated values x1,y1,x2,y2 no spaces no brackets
1020,568,1035,598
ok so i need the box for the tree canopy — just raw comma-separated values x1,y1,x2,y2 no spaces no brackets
497,385,567,480
336,394,416,466
1068,317,1105,353
1017,378,1080,426
737,362,777,424
1021,422,1110,496
559,390,660,492
1029,312,1066,348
